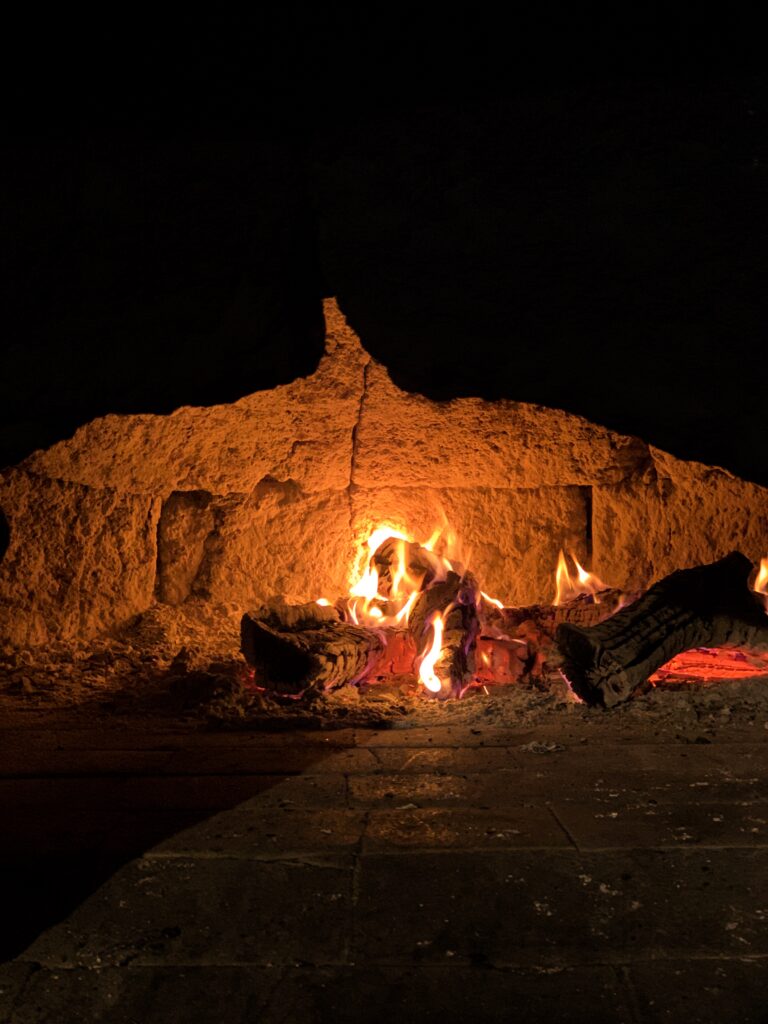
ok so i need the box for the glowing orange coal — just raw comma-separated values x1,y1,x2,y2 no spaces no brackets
554,549,610,605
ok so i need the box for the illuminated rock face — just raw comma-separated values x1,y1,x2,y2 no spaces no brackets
1,299,767,645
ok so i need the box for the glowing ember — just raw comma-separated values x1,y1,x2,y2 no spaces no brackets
417,609,447,693
651,647,768,683
755,556,768,612
554,549,610,605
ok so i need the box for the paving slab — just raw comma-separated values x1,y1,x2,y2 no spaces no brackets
25,855,353,968
363,806,570,852
121,772,348,811
370,745,523,773
264,964,633,1024
627,957,768,1024
4,709,768,1021
348,771,486,808
0,745,376,777
8,966,283,1024
0,962,32,1020
354,849,768,966
151,807,367,858
553,800,768,849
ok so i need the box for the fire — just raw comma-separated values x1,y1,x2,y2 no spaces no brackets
755,556,768,611
417,609,447,693
554,549,610,605
344,524,456,628
317,522,464,695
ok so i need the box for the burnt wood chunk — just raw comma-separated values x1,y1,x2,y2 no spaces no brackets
371,537,445,595
408,570,480,696
240,602,411,695
481,588,641,637
555,552,768,707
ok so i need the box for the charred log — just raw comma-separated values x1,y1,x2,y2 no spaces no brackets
481,588,641,637
372,537,451,596
555,552,768,707
240,601,410,695
409,570,480,695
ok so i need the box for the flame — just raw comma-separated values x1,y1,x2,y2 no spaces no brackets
315,598,331,607
365,526,411,558
417,610,446,693
554,549,610,605
338,523,458,628
480,590,504,609
394,590,418,625
755,556,768,611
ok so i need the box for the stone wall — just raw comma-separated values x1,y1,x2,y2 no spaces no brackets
1,299,766,645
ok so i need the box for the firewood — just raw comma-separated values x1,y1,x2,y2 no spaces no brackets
241,601,405,695
480,588,640,637
408,570,480,696
371,537,450,595
555,552,768,707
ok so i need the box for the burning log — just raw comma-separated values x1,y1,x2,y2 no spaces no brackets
481,588,640,636
408,570,480,696
241,601,414,695
556,552,768,707
372,536,448,596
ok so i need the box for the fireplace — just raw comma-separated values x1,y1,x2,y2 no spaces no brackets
0,298,766,708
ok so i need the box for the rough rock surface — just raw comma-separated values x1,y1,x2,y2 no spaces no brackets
0,470,160,645
1,299,767,646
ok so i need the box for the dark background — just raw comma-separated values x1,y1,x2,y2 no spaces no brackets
2,11,766,483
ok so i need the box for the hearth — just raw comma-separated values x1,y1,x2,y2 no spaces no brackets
0,298,766,712
240,530,768,707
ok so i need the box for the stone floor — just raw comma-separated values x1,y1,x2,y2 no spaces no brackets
0,705,767,1022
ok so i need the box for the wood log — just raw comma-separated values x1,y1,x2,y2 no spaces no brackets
371,537,453,596
555,552,768,707
479,588,641,638
241,602,410,695
408,570,480,696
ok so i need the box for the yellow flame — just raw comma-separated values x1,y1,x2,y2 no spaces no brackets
365,526,411,557
315,598,331,607
480,590,504,609
756,556,768,611
341,523,459,628
317,522,466,631
554,549,610,605
350,563,381,601
422,528,442,552
418,610,445,693
394,590,418,625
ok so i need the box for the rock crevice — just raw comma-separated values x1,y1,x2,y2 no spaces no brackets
347,356,372,532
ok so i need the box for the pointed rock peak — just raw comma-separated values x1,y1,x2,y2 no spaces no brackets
322,297,369,358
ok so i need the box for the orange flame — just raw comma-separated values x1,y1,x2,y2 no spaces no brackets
755,556,768,612
554,549,610,605
339,523,458,628
418,609,446,693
